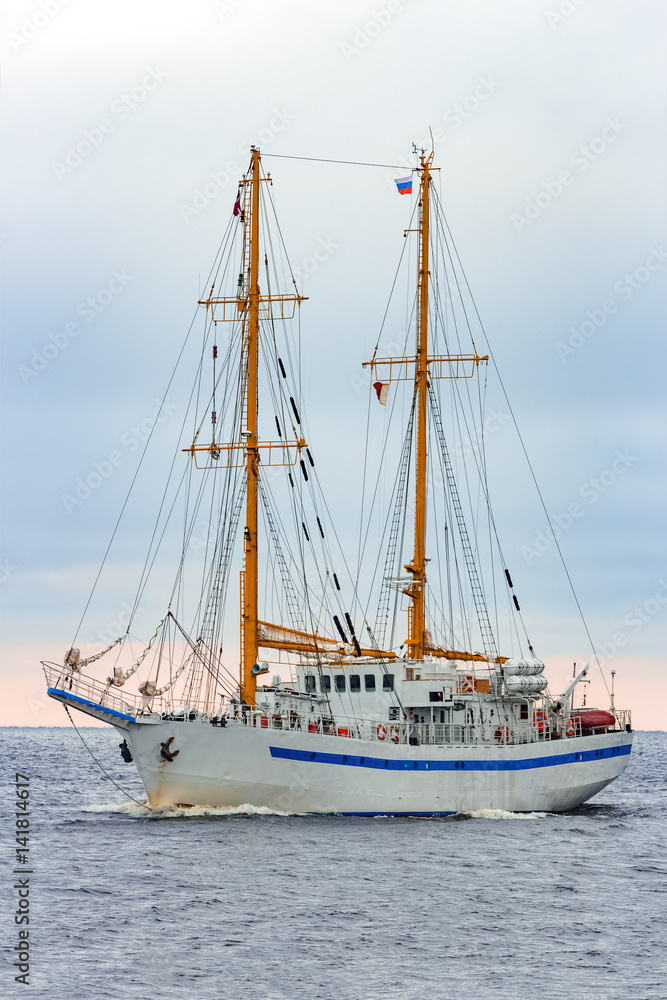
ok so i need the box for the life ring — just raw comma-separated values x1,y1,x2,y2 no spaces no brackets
533,710,546,733
566,719,575,737
376,723,388,741
389,725,400,744
494,726,510,744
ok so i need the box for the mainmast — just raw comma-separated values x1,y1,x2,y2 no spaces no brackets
363,149,488,662
406,151,432,660
241,147,261,706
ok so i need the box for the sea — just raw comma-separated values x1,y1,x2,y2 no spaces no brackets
1,727,665,1000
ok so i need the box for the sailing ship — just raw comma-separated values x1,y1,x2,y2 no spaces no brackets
44,146,633,814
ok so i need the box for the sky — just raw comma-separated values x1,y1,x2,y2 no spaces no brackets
1,0,665,728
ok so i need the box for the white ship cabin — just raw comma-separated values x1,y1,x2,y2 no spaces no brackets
239,656,574,746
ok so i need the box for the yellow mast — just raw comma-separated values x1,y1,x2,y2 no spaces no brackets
240,147,261,706
362,149,488,662
405,151,432,660
188,147,309,705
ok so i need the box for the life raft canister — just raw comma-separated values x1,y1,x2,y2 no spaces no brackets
376,723,388,741
389,725,400,744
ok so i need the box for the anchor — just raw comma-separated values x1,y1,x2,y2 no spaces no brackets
160,736,180,763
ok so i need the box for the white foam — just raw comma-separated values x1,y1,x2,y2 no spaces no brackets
461,808,549,820
84,802,549,820
84,801,151,816
84,800,301,818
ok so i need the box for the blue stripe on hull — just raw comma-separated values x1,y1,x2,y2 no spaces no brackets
339,811,457,817
47,688,136,723
269,742,631,771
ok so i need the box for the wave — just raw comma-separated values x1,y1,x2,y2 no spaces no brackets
460,808,549,820
83,800,302,818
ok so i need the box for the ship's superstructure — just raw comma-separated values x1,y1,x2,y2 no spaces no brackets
44,146,633,814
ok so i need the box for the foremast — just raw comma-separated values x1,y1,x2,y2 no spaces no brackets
189,148,307,706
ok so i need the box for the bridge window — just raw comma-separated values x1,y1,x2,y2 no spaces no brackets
350,674,361,692
383,674,394,691
335,675,346,693
365,674,376,691
305,675,315,692
320,675,331,692
429,691,443,702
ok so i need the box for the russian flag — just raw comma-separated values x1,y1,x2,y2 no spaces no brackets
395,175,412,195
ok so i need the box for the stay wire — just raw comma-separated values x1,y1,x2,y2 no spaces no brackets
69,223,234,649
439,209,610,694
63,705,150,810
262,152,407,170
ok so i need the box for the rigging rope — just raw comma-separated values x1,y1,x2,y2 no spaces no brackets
437,205,610,695
262,152,407,169
63,705,150,810
69,220,236,650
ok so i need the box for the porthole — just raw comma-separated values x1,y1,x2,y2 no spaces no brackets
310,752,316,760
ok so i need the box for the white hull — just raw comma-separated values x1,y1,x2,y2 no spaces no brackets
117,717,632,815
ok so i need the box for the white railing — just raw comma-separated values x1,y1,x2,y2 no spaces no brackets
45,663,630,743
43,663,144,718
611,709,632,730
43,663,217,721
226,707,587,747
